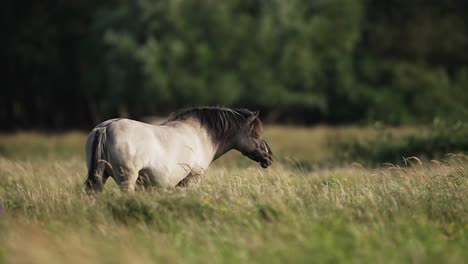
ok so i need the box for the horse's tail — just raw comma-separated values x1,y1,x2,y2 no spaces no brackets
85,127,109,193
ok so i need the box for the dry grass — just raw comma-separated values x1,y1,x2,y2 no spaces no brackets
0,127,467,263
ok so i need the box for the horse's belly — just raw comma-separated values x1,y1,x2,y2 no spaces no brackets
143,140,210,187
143,160,204,187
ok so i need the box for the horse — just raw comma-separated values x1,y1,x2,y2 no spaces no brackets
84,107,273,192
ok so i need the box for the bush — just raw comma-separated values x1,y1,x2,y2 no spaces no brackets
332,121,468,164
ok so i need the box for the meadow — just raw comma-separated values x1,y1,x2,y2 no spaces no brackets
0,126,467,264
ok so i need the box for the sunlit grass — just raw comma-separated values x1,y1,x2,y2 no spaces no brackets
0,127,467,263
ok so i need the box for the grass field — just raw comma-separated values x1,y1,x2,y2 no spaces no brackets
0,126,467,263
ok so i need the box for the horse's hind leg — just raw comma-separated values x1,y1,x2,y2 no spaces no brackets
85,171,109,193
113,167,139,192
135,170,152,191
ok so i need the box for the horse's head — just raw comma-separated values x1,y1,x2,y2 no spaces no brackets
234,111,273,168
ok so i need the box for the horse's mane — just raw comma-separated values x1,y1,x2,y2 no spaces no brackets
164,106,263,141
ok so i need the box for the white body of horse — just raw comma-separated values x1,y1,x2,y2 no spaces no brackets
85,118,220,190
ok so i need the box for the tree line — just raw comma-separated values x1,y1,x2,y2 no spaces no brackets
3,0,468,130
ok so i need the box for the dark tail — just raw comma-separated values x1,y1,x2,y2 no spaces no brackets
85,127,109,193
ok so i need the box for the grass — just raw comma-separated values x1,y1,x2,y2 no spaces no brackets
0,126,467,263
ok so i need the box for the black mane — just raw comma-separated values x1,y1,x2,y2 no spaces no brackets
165,106,259,141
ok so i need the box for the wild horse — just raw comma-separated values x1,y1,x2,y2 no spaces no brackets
84,107,273,192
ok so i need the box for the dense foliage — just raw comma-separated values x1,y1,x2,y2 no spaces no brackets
333,121,468,164
3,0,468,129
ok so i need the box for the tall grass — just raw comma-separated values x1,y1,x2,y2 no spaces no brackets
0,127,467,263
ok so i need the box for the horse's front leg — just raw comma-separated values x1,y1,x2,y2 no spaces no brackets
176,172,202,187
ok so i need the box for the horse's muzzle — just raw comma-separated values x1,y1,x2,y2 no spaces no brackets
244,140,273,168
260,159,271,168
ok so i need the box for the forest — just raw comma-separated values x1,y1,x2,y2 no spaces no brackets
3,0,468,129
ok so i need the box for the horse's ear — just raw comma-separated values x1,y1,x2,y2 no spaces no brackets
247,111,259,124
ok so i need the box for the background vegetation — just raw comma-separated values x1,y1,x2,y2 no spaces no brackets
3,0,468,129
333,121,468,165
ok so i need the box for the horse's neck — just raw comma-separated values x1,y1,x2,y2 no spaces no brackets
166,121,230,163
212,133,235,161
